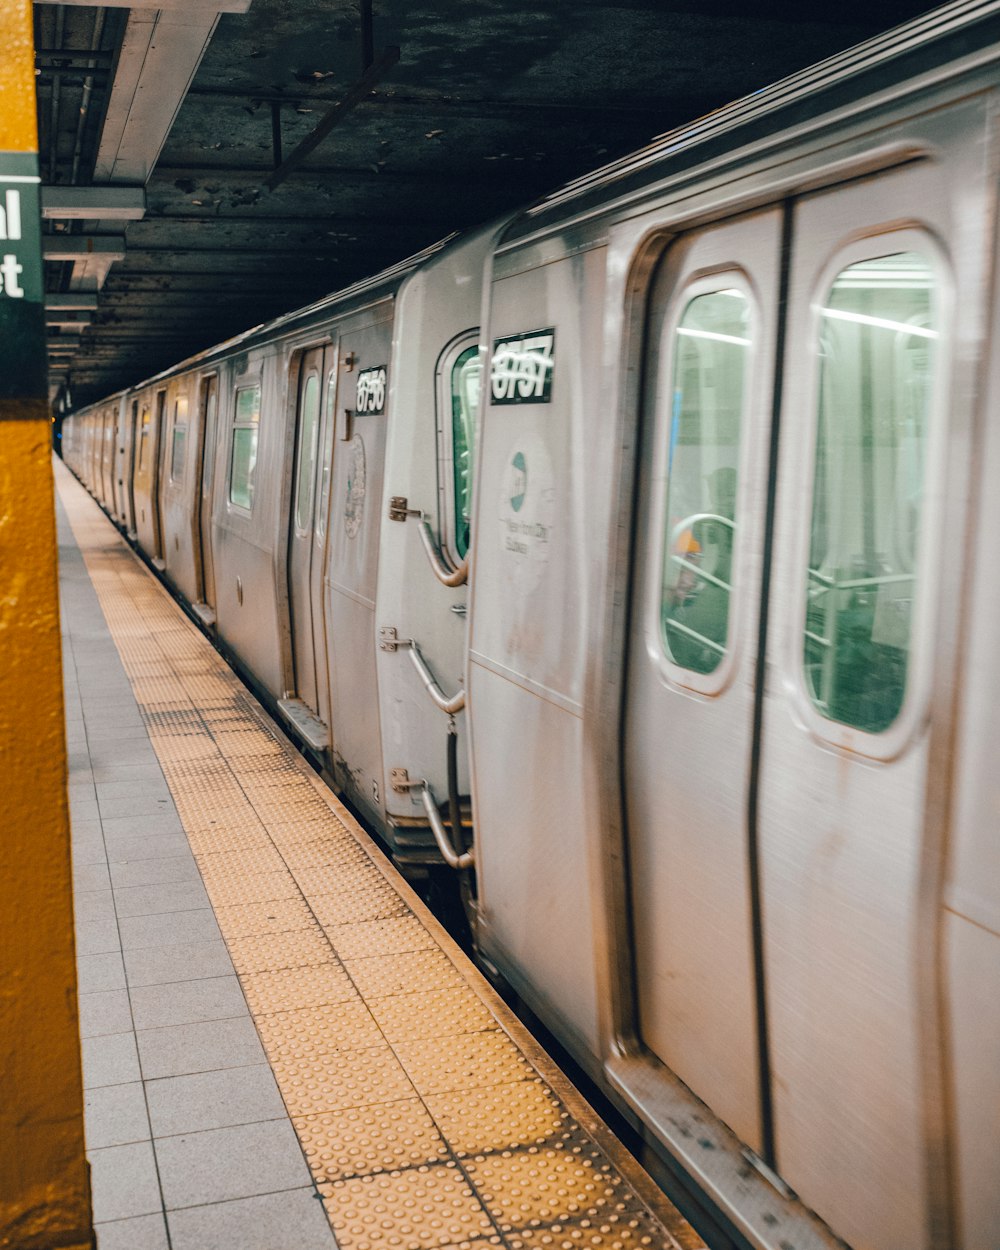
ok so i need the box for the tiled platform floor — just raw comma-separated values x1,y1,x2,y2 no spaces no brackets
57,459,700,1250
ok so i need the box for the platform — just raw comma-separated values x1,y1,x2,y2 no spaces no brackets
56,459,700,1250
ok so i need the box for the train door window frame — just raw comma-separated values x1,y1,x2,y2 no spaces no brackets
228,380,262,512
169,392,189,485
293,367,322,537
647,269,758,697
315,365,338,543
137,400,152,472
435,330,481,566
788,228,952,761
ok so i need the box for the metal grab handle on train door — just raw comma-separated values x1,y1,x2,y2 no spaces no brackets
388,497,469,587
378,628,466,715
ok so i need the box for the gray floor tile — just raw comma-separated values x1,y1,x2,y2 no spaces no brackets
76,919,121,957
146,1063,285,1138
114,880,210,918
136,1016,266,1080
124,940,234,988
70,796,100,822
82,1031,141,1089
167,1188,336,1250
74,890,117,926
84,1081,151,1149
86,724,152,744
101,813,185,840
130,976,247,1031
72,831,109,866
104,833,192,863
73,861,112,893
94,1213,170,1250
97,778,171,802
156,1119,311,1209
119,910,221,951
89,1140,162,1223
93,763,168,784
79,988,134,1038
99,794,179,820
111,856,200,889
77,951,127,994
89,743,159,769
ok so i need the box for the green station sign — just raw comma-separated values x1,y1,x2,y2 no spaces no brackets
0,151,46,406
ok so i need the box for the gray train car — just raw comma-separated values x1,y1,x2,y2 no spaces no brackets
467,5,1000,1249
62,4,1000,1247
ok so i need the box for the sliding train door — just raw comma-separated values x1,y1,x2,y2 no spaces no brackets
756,160,960,1250
195,374,219,619
286,346,334,739
623,208,781,1154
623,146,973,1250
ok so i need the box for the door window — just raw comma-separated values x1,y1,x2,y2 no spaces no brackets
803,252,938,734
294,372,321,534
170,395,189,483
451,345,481,559
659,284,752,676
229,384,261,510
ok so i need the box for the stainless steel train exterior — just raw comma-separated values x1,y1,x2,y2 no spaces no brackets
62,5,1000,1248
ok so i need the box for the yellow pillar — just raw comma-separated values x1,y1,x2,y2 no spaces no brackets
0,4,94,1248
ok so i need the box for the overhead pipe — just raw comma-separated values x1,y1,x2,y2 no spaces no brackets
70,6,106,185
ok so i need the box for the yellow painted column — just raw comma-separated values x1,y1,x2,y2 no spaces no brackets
0,4,94,1249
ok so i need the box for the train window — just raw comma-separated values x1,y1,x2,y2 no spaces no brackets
229,384,261,510
660,286,750,675
294,373,321,534
170,396,188,483
803,251,937,734
137,404,151,471
316,370,336,541
451,345,481,559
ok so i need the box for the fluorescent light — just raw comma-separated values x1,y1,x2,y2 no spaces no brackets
677,327,751,346
820,307,938,339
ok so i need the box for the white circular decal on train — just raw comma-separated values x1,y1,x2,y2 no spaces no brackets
344,433,366,539
497,432,554,592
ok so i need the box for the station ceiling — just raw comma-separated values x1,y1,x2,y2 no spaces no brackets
35,0,933,408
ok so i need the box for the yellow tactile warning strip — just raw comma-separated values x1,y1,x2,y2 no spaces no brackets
58,467,703,1250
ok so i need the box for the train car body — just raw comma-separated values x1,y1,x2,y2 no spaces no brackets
62,5,1000,1248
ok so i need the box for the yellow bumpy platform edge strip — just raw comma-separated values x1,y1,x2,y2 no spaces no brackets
58,465,702,1250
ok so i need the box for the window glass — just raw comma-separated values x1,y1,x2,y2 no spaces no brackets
138,405,151,471
170,397,188,483
171,429,187,481
294,373,321,533
803,251,936,733
229,384,261,509
660,287,750,674
451,346,481,559
316,371,336,540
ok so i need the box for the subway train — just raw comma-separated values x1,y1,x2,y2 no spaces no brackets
62,4,1000,1249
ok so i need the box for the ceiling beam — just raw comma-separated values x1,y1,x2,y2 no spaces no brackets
94,6,248,185
46,293,99,310
43,237,126,261
41,186,146,220
35,0,251,10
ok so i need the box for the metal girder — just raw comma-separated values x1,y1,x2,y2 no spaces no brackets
35,0,251,10
41,186,146,219
45,293,99,309
95,6,249,185
43,237,126,259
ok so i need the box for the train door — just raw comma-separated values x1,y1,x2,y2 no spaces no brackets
113,402,128,525
125,399,139,537
623,158,962,1250
325,319,390,822
151,388,167,567
623,209,781,1154
756,165,956,1250
284,346,334,741
195,375,219,619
